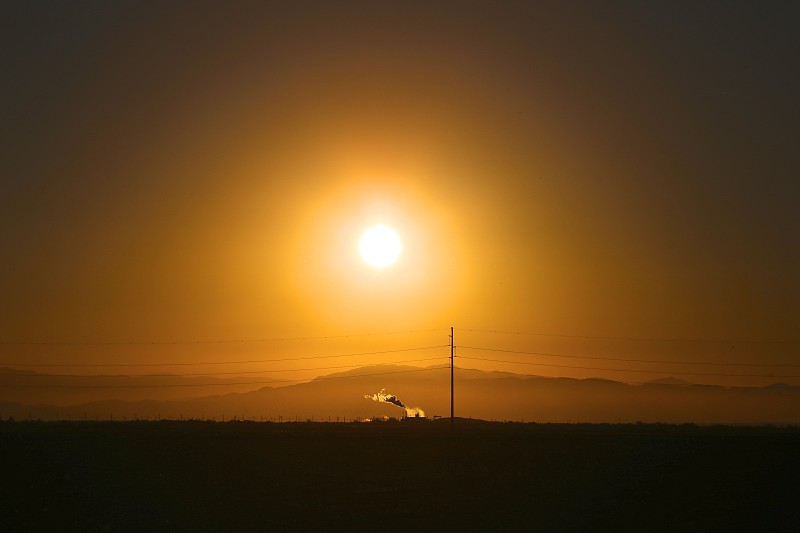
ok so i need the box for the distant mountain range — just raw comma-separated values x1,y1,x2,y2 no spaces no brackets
0,366,268,405
2,365,799,424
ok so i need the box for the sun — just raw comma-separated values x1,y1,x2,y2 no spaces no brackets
359,225,402,268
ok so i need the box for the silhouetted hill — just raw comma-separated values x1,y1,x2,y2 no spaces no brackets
2,365,799,424
647,377,693,386
764,383,800,394
0,366,267,405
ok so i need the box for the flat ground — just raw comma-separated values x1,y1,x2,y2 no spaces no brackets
1,420,798,532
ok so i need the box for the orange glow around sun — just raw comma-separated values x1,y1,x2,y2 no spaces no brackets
277,176,468,331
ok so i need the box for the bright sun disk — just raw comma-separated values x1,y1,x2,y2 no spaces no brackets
359,225,402,268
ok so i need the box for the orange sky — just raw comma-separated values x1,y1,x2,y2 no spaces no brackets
1,2,798,388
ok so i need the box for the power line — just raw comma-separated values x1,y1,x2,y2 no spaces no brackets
0,366,447,389
2,327,798,396
6,326,794,346
458,355,800,379
0,357,446,378
0,345,449,368
0,328,448,346
458,345,800,368
461,328,799,344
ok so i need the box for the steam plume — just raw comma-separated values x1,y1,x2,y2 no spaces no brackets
365,388,425,418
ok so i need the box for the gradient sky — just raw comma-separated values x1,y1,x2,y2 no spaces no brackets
2,1,798,387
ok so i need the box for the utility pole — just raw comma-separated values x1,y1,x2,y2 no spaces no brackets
450,326,455,431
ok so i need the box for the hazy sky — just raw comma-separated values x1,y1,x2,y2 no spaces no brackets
2,1,798,386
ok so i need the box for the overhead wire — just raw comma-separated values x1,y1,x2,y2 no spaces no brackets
461,328,799,344
0,328,448,346
457,356,800,379
0,345,449,368
0,366,448,388
2,328,799,390
458,345,800,368
0,356,447,378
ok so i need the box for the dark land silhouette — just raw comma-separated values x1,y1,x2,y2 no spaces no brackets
1,420,798,531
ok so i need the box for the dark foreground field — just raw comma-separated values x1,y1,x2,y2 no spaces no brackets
1,420,798,532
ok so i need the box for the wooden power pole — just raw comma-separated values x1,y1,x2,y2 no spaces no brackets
450,326,454,430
